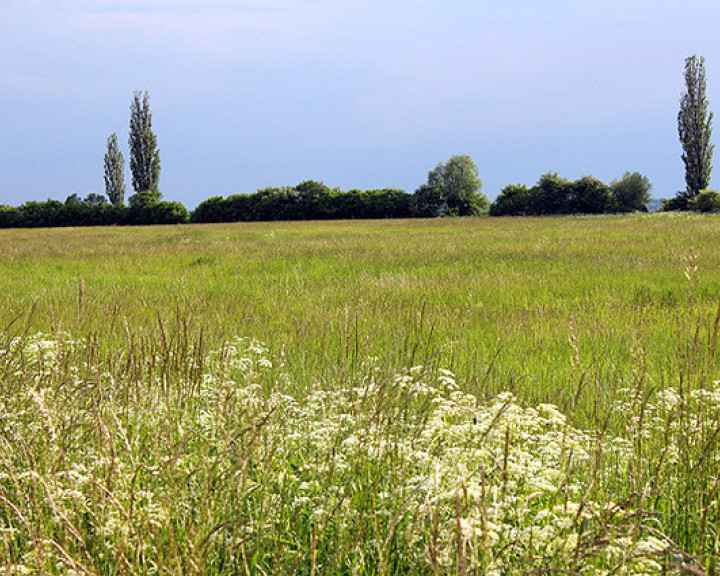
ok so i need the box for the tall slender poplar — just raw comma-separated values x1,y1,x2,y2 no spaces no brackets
103,133,125,206
129,90,161,197
678,55,714,198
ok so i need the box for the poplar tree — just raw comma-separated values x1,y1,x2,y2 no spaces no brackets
129,90,161,198
103,133,125,206
678,55,714,198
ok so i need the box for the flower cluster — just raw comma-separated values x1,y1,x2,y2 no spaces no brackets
0,334,705,574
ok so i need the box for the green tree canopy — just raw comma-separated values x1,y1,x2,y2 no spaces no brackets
489,184,530,216
530,172,572,215
570,176,613,214
610,172,652,212
415,155,487,216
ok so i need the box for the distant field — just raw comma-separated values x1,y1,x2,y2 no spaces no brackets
2,213,720,573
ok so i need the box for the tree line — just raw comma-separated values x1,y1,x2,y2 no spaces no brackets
0,160,656,228
0,55,716,228
489,172,651,216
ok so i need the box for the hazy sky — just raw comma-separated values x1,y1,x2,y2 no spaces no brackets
1,0,719,208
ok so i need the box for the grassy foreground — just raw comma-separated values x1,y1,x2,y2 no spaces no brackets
1,213,720,573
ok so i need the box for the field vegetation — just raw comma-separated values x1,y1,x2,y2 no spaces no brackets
2,213,720,574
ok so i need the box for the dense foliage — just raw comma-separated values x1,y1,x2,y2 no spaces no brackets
489,171,651,216
0,194,189,228
1,171,661,229
690,188,720,212
411,155,488,217
191,182,412,223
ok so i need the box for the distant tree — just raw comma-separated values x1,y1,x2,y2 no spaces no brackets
296,180,334,219
661,195,690,212
610,171,652,212
65,193,82,205
439,155,487,215
530,172,572,215
149,201,189,224
253,186,300,220
129,91,161,197
225,194,254,221
489,184,531,216
411,182,447,217
128,189,162,207
677,55,714,205
17,200,64,228
191,196,227,223
128,199,188,225
104,133,126,206
0,205,19,228
570,176,613,214
84,193,107,206
362,188,411,219
414,155,487,217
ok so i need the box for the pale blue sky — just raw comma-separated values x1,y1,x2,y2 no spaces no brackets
1,0,719,208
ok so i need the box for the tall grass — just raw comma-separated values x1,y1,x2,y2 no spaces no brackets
1,213,720,572
1,318,718,573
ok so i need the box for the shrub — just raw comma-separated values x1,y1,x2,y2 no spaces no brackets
129,200,188,225
661,194,691,211
411,182,447,217
489,172,652,216
570,175,613,214
530,172,573,215
190,196,227,223
489,184,531,216
0,205,19,228
689,189,720,213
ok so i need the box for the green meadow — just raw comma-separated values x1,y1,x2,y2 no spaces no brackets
3,213,719,411
2,213,720,574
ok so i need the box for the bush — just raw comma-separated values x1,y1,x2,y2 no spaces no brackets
0,205,19,228
530,172,573,215
129,200,189,225
190,185,413,223
489,184,531,216
570,175,613,214
489,172,653,216
190,196,227,223
411,183,447,217
661,194,691,211
689,189,720,213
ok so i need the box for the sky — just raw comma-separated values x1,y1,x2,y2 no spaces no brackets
1,0,720,208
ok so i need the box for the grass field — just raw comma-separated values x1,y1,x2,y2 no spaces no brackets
1,213,720,574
